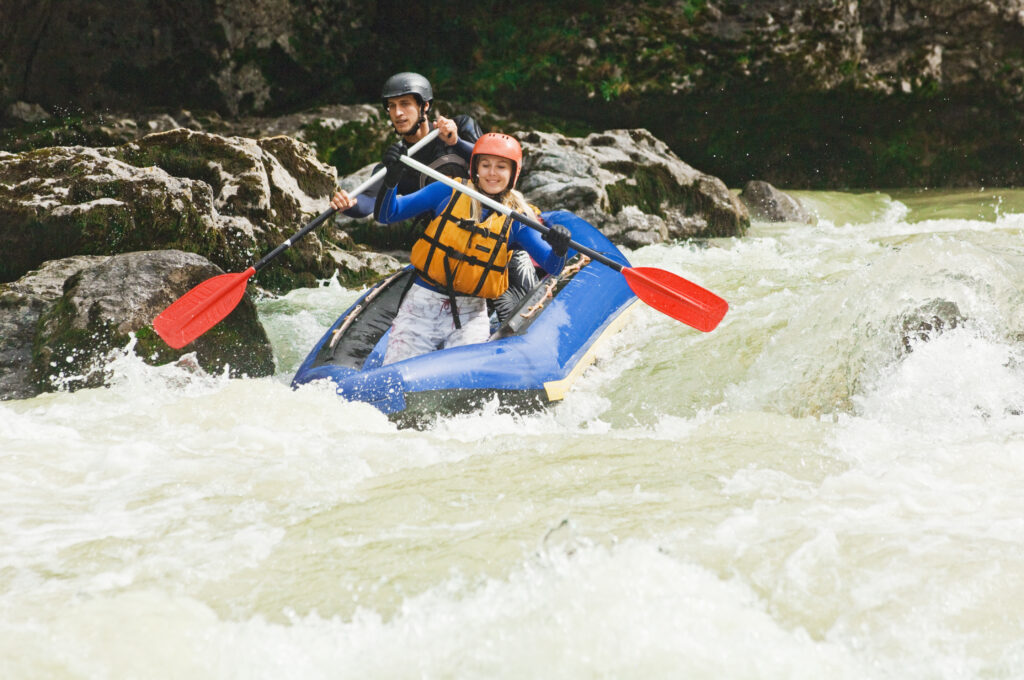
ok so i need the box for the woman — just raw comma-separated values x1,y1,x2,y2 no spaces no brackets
334,133,571,365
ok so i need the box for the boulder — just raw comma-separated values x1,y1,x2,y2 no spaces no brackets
0,128,398,292
895,299,965,357
0,256,104,399
1,250,275,400
739,180,816,224
5,101,51,124
516,128,748,246
0,144,220,279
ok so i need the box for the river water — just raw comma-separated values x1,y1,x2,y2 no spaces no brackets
3,189,1024,678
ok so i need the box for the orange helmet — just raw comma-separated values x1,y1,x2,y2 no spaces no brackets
471,133,523,189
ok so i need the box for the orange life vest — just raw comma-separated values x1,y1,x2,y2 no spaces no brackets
409,181,517,299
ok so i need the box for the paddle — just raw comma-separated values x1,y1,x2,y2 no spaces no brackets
396,153,729,332
152,128,442,348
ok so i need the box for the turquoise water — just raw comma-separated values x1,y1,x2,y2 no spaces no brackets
3,189,1024,678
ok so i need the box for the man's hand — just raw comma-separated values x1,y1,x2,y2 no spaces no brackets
435,114,459,146
382,143,408,188
330,190,357,211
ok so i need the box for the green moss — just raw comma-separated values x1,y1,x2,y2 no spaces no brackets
681,0,707,21
254,263,318,293
301,116,389,176
30,289,114,391
131,325,180,366
606,164,679,218
605,162,744,237
32,280,274,393
67,186,221,259
0,115,116,153
113,133,246,195
134,306,273,378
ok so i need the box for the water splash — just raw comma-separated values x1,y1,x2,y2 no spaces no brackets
5,190,1024,679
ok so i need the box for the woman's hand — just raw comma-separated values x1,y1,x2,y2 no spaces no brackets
542,223,572,257
330,190,357,211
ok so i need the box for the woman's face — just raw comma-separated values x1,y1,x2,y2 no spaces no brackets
475,155,514,195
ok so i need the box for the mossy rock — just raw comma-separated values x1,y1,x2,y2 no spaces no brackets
30,251,275,393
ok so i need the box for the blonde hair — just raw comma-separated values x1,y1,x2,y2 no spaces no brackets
466,182,534,222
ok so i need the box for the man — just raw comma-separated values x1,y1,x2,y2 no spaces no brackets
331,71,482,218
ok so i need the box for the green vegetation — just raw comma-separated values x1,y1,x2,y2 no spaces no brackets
376,0,1021,189
605,162,744,236
113,132,244,195
300,116,389,177
4,0,1023,191
254,245,322,292
426,1,709,106
0,115,113,153
606,164,679,217
681,0,707,22
31,290,110,392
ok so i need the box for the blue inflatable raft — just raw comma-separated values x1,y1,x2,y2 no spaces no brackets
291,211,637,425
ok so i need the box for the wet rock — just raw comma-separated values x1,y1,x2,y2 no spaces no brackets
6,101,50,124
739,180,816,224
0,128,396,292
232,104,381,142
0,256,104,399
516,128,748,247
896,299,966,356
0,105,382,157
0,144,219,283
1,250,274,400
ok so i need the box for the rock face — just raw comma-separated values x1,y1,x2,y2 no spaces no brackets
895,299,965,357
517,128,748,246
0,103,382,157
3,2,1022,188
739,181,816,224
0,128,398,291
4,1,1021,113
0,145,217,283
1,250,274,400
0,0,367,116
691,0,1024,100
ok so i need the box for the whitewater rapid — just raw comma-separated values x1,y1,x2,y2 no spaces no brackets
3,188,1024,678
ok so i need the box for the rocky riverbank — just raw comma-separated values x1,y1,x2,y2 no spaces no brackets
0,113,752,400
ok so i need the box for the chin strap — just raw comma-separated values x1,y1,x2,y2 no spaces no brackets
392,105,430,138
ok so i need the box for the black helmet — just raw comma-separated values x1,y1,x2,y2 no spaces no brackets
381,72,433,108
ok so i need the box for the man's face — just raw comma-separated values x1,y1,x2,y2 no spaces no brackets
386,94,424,135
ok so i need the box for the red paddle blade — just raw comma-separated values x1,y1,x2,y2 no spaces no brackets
622,266,728,332
153,268,256,348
